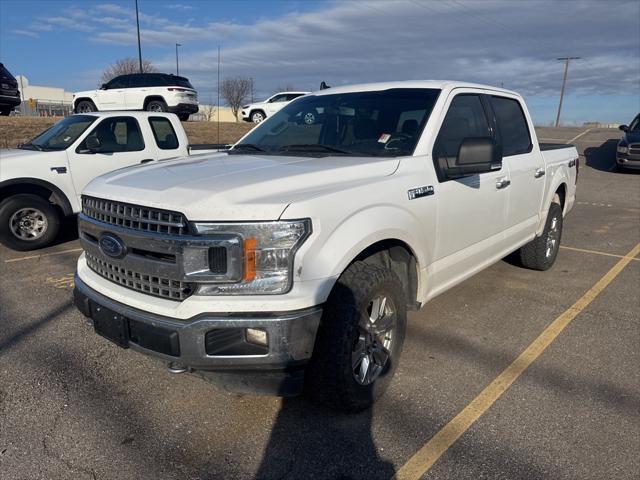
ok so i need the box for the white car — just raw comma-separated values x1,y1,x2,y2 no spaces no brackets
241,91,309,123
73,73,199,121
0,112,222,250
74,81,578,411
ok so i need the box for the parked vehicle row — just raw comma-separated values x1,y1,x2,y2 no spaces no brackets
71,81,579,412
0,112,222,250
73,73,199,121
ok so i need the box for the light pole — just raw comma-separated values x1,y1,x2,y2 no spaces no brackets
135,0,143,73
555,56,580,127
175,43,181,76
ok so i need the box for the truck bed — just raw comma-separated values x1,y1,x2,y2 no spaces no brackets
539,143,574,151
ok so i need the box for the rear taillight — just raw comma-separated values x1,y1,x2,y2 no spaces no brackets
167,87,189,92
575,157,579,183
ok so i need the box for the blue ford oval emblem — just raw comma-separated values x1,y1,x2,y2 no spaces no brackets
98,233,126,259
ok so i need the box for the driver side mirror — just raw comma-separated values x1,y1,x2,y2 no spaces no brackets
619,124,628,132
85,135,102,153
442,137,502,178
100,83,108,90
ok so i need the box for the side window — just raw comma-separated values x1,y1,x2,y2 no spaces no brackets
491,96,532,156
127,75,145,88
149,117,179,150
286,94,303,101
78,117,145,153
433,94,492,166
269,94,287,103
107,76,128,89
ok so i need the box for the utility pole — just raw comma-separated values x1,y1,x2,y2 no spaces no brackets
555,56,580,127
135,0,143,73
217,45,220,142
175,43,181,76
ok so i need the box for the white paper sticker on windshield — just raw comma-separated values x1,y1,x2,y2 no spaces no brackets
378,133,391,143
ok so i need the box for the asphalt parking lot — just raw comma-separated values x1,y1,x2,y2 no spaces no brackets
0,127,638,480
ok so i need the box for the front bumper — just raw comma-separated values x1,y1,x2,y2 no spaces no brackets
167,102,199,114
0,93,21,107
616,154,640,170
74,274,322,395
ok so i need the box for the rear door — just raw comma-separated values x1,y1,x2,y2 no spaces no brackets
430,92,509,289
489,95,544,242
124,74,148,110
67,116,156,199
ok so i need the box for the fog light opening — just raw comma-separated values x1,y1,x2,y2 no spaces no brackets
246,328,268,347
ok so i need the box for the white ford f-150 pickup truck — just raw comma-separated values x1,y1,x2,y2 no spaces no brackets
0,111,220,250
73,81,578,412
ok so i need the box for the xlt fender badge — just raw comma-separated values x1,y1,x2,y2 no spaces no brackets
408,186,434,200
568,159,576,168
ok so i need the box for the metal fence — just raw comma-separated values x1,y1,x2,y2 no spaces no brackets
14,99,74,117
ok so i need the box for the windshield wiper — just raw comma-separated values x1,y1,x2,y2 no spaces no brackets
19,142,44,151
229,143,268,153
278,144,353,155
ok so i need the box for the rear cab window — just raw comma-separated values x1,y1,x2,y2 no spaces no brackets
149,117,179,150
490,96,532,156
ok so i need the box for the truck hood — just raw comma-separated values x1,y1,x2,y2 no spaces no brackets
0,149,67,181
84,153,400,221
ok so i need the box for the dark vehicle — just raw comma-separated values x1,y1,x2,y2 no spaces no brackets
0,63,21,116
617,114,640,171
73,73,199,121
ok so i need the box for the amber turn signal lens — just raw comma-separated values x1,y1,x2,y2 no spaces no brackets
243,237,257,281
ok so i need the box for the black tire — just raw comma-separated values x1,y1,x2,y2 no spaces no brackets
146,99,167,113
305,261,407,412
0,194,61,251
75,100,96,113
518,201,563,271
251,110,265,123
177,112,190,121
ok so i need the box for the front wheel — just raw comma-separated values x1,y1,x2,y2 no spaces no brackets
251,111,265,123
517,200,563,271
0,194,61,251
305,261,407,412
75,100,96,113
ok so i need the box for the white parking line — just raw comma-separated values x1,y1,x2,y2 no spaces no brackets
567,128,592,144
4,247,82,263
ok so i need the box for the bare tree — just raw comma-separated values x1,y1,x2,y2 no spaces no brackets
220,76,252,121
273,84,297,93
100,58,158,84
199,103,217,121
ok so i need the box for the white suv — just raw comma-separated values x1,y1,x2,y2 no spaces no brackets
241,91,308,123
73,73,199,121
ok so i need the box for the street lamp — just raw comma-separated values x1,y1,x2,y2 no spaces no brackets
175,43,182,76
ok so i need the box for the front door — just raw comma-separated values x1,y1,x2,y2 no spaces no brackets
429,92,509,293
68,116,153,200
95,77,128,110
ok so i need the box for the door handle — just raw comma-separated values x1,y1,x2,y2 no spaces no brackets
140,159,154,164
496,178,511,189
534,168,546,178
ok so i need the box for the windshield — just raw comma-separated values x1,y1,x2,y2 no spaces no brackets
234,88,440,157
21,115,97,151
629,115,640,132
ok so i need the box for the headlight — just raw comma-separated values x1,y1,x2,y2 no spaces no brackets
617,145,628,154
192,220,311,295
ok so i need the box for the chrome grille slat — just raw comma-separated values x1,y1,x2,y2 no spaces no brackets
82,196,187,235
86,252,193,301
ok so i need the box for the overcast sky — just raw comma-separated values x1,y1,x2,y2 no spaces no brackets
1,0,638,124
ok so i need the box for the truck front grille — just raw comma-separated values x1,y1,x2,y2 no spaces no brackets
85,252,194,301
82,196,187,236
628,144,640,156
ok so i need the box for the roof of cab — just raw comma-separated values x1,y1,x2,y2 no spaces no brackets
74,111,177,119
311,80,520,97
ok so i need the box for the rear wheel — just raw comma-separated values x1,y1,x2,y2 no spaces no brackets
0,194,61,251
75,100,96,113
518,200,563,271
146,100,167,113
305,261,407,412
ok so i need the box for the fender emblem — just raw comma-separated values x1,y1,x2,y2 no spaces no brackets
408,186,434,200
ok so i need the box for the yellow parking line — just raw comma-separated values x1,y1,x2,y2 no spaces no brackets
393,242,640,480
4,247,82,263
560,245,640,261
